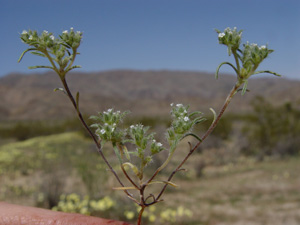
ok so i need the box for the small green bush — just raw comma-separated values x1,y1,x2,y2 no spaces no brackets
242,96,300,158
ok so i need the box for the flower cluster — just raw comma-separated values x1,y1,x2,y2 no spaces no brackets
52,193,115,216
150,139,164,155
90,109,129,144
126,124,164,167
241,42,274,77
160,206,193,223
128,124,153,151
124,205,193,223
89,196,115,211
166,104,205,150
60,27,83,49
169,103,192,135
215,27,280,93
21,30,56,49
19,28,83,77
216,27,242,56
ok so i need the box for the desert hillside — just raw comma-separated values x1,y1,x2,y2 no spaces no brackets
0,70,299,120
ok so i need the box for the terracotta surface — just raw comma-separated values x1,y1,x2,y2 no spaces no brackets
0,202,132,225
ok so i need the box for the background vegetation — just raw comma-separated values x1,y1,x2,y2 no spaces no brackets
0,72,299,224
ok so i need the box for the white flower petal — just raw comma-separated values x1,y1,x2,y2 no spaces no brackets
218,33,225,38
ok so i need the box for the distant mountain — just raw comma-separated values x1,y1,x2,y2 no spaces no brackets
0,70,299,121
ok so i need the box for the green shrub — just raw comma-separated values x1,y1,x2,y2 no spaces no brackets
242,96,300,158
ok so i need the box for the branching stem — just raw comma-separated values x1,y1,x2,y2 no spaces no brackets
59,77,137,202
154,81,242,202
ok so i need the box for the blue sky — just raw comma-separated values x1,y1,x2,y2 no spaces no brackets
1,0,299,79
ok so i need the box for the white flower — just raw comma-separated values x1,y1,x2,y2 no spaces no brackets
130,125,135,129
152,139,156,143
111,127,115,132
107,108,113,113
22,30,28,35
43,30,48,34
176,104,183,107
28,35,33,40
50,35,55,40
260,45,266,49
170,103,174,107
63,30,68,34
156,142,163,147
184,116,189,122
100,129,106,134
218,33,225,38
113,123,116,127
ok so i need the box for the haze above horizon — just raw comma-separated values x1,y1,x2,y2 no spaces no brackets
1,0,299,79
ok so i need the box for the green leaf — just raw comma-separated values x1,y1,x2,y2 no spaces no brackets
66,49,71,56
28,65,54,70
18,48,37,63
90,124,99,128
181,133,202,143
148,181,179,188
60,42,72,49
30,51,47,57
66,65,81,73
113,145,122,164
253,70,282,77
215,62,239,79
113,186,138,190
89,115,101,121
209,108,217,124
122,162,140,178
193,117,207,125
215,28,221,33
122,145,131,161
163,181,179,188
188,111,203,118
241,80,248,95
